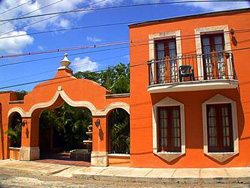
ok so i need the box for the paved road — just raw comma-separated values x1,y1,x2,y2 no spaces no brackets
0,168,249,188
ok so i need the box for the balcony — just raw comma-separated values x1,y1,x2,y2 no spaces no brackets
147,52,238,93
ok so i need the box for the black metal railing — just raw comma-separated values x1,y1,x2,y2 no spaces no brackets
148,52,237,85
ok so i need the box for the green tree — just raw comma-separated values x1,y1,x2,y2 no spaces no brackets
5,113,22,148
40,103,92,150
109,109,130,154
40,62,130,152
74,63,130,94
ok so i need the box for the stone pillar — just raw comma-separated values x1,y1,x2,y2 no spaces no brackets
91,116,108,166
20,112,40,161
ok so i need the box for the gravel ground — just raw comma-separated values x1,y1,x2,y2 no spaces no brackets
0,168,249,188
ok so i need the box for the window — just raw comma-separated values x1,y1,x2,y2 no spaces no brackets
158,106,181,152
202,94,238,162
201,33,226,80
155,39,178,83
207,104,234,152
153,97,185,161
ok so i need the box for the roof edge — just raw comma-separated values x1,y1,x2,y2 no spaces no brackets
128,8,250,28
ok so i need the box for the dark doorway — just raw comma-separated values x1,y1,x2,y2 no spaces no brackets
38,103,92,166
108,108,130,154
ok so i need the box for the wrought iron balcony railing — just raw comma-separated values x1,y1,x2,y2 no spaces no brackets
148,52,237,86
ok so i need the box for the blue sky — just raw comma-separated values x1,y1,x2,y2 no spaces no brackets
0,0,249,91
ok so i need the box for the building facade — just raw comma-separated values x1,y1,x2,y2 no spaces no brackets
129,8,250,168
0,8,250,168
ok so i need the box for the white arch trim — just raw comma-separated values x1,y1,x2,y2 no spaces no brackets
8,87,130,117
101,102,130,116
8,88,98,117
8,107,26,118
28,89,98,116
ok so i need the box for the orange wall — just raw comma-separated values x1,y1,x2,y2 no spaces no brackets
129,10,250,167
1,10,250,168
0,68,131,160
0,92,18,159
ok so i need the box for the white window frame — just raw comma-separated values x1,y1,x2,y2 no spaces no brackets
149,30,182,84
194,25,233,80
202,94,239,162
152,97,185,162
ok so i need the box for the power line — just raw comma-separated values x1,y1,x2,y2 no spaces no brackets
0,75,72,90
130,46,250,68
1,53,128,84
0,45,130,68
0,21,138,40
0,0,107,37
1,26,250,60
1,46,250,91
0,0,248,22
0,0,63,31
0,0,32,16
0,19,249,41
0,41,129,59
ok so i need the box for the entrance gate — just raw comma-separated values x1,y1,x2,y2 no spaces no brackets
3,54,130,167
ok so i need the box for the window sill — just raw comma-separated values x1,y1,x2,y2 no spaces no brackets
9,147,21,150
154,151,184,162
205,152,238,163
108,153,130,158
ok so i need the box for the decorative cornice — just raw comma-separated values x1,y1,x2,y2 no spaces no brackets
8,87,130,118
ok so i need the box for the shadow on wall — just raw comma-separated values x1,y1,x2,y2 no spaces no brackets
148,89,245,164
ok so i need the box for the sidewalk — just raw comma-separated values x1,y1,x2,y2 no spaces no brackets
0,160,249,184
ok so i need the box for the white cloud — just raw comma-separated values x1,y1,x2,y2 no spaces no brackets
0,0,124,54
182,1,250,12
57,19,70,28
132,0,249,11
0,31,34,54
38,46,44,50
72,56,98,72
86,36,102,42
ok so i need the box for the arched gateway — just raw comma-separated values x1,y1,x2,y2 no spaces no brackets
3,54,131,167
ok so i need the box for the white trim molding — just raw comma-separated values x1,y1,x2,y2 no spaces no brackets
8,87,130,118
8,107,26,118
8,87,98,117
202,94,239,163
152,97,185,162
149,30,182,84
195,25,233,80
101,102,130,115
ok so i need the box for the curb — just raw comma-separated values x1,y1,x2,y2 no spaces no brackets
73,174,250,184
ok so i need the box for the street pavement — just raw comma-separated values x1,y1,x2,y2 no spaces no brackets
0,160,250,187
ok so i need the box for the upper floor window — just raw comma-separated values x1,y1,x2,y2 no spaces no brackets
207,103,234,152
155,38,178,84
201,33,227,80
158,106,181,152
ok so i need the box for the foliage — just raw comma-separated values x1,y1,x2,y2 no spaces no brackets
40,103,92,151
109,109,130,154
5,113,22,148
16,90,27,100
40,62,130,153
74,63,130,94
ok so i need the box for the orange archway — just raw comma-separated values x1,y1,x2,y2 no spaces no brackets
2,54,131,167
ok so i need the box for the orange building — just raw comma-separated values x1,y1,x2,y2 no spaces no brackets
0,8,250,168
